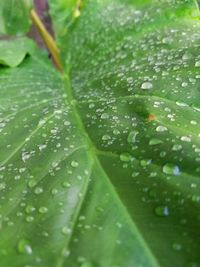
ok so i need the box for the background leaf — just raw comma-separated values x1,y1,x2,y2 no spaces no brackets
0,0,32,35
0,37,36,67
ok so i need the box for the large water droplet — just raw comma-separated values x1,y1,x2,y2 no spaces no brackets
156,126,168,132
62,227,72,235
17,239,32,255
39,206,48,214
127,131,138,143
155,206,169,217
120,153,132,162
195,61,200,67
71,160,79,168
181,136,191,142
34,187,43,195
149,138,163,146
101,113,109,119
172,144,182,151
25,205,35,214
141,82,153,90
163,163,180,176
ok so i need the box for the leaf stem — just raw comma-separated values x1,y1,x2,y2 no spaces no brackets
30,9,63,73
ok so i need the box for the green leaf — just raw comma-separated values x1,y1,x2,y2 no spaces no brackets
0,0,32,35
1,0,200,267
0,37,36,67
48,0,79,37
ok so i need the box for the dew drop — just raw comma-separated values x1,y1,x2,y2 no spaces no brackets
17,239,32,255
38,207,48,214
141,82,153,90
101,113,109,119
156,126,168,132
127,131,138,143
163,163,180,176
71,160,79,168
149,138,163,146
195,61,200,67
51,188,58,195
172,243,182,251
155,206,169,217
0,182,5,191
102,134,111,141
25,205,35,214
181,136,191,142
172,144,182,151
120,153,132,162
26,216,34,222
34,187,43,195
62,227,72,235
28,179,37,188
61,248,70,257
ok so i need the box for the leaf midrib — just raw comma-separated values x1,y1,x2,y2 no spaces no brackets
59,73,161,267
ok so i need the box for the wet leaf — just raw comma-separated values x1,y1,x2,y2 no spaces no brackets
0,0,200,267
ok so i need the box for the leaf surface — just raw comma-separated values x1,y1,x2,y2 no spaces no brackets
0,37,35,67
0,0,32,35
0,1,200,267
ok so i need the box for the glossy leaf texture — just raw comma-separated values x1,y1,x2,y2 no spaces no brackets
0,0,200,267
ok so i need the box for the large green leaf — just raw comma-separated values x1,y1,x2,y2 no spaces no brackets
0,0,200,267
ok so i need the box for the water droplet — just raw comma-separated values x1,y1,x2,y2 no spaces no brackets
26,216,34,222
61,248,70,257
120,153,132,162
38,207,48,214
34,187,43,194
155,206,169,217
17,239,32,255
149,138,163,145
38,144,47,151
172,144,182,151
62,227,72,235
172,243,182,251
163,163,180,176
25,205,35,214
28,179,37,188
51,188,58,195
22,152,31,162
190,120,197,125
160,151,166,158
64,121,70,126
141,82,153,90
113,129,120,135
140,159,152,167
195,61,200,67
101,113,109,119
127,131,138,143
102,134,111,141
0,182,5,191
71,160,79,168
181,136,191,142
156,126,168,132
